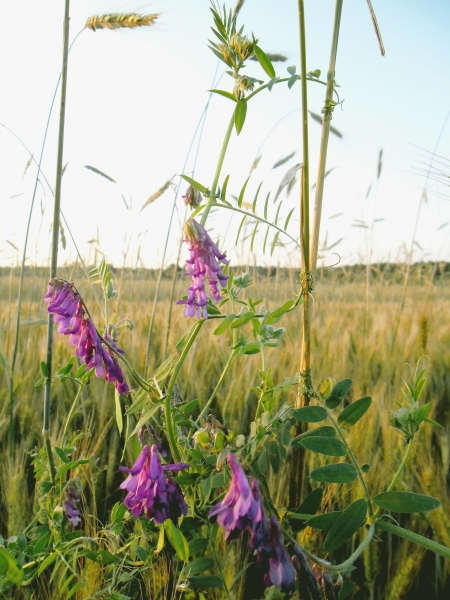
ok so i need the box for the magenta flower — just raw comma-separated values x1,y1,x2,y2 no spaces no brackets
260,516,296,594
44,278,129,394
177,219,229,319
120,445,189,524
209,453,265,541
210,453,295,595
63,480,82,526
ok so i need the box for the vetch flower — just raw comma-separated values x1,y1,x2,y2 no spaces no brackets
177,219,229,319
182,185,202,210
120,445,189,524
260,516,296,594
63,479,82,526
209,453,265,541
44,278,129,393
210,453,295,595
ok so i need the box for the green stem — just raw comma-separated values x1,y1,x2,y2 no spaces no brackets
43,0,71,482
283,523,375,573
375,520,450,560
197,348,238,422
310,0,343,271
200,109,236,226
327,410,373,516
373,439,413,519
61,384,83,442
165,320,204,462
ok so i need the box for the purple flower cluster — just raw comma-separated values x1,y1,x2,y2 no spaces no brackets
120,445,189,525
63,480,82,526
44,278,129,393
177,219,229,319
210,453,295,594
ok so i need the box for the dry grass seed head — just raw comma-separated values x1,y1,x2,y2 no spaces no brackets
85,13,158,31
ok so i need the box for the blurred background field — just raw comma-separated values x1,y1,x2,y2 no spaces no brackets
0,262,449,599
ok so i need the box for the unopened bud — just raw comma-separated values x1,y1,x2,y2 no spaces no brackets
182,185,202,210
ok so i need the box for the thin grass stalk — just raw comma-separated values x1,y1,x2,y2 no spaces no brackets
310,0,343,271
391,110,450,351
289,0,311,509
144,68,220,376
43,0,71,481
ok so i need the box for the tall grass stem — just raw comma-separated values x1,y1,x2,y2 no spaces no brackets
43,0,71,481
310,0,343,271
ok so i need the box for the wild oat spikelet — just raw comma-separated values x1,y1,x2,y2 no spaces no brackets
85,13,158,32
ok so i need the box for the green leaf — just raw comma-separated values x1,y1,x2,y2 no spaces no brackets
306,511,342,531
235,98,247,135
236,214,247,245
128,404,163,439
267,441,280,474
265,299,295,324
0,548,24,584
37,551,57,575
67,582,84,599
254,45,276,78
54,447,70,464
291,426,336,447
300,436,347,457
209,89,237,102
338,581,356,600
214,314,235,335
326,379,353,409
242,342,261,355
292,406,328,423
323,499,368,553
284,207,295,230
338,396,372,428
33,532,51,556
154,354,176,384
319,377,334,400
297,487,323,515
188,537,208,557
35,376,46,388
164,520,189,562
238,176,251,208
185,558,215,576
56,459,90,479
180,174,207,195
375,520,450,560
188,575,223,589
40,361,49,378
231,311,255,328
270,232,280,256
115,389,123,435
373,491,441,513
309,463,357,484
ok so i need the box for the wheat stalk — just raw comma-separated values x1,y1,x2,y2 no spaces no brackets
86,13,158,31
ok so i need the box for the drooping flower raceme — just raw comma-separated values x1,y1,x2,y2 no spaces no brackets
44,278,129,393
260,516,296,594
120,444,189,525
178,219,228,319
63,479,82,526
209,452,266,541
210,453,296,595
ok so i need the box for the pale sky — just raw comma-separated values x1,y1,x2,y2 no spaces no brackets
1,0,450,269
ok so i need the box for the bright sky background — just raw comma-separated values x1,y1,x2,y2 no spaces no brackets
1,0,450,270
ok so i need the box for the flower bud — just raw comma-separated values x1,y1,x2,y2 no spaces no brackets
182,185,202,210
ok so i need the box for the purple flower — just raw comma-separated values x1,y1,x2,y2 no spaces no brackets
177,219,229,319
210,454,295,595
260,516,296,594
63,480,82,526
44,278,129,394
120,445,189,524
209,453,265,541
